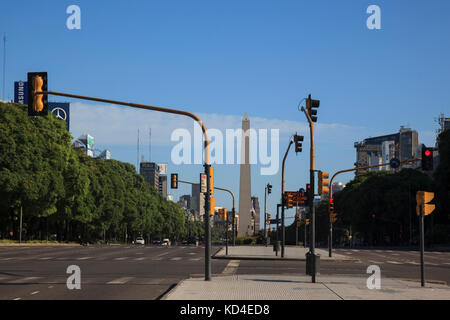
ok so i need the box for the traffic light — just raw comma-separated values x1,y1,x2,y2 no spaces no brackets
28,72,48,116
267,213,271,224
294,134,304,153
210,196,215,216
330,213,337,223
305,218,310,225
267,184,272,194
305,183,312,202
209,166,214,194
318,171,329,195
329,198,334,214
416,191,435,216
421,147,434,171
170,173,178,189
305,94,320,122
295,213,299,221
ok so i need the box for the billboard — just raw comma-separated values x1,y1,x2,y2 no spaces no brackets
14,81,28,104
157,163,168,175
48,102,70,131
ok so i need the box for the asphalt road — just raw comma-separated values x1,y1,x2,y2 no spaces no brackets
235,247,450,285
1,245,449,300
0,244,228,300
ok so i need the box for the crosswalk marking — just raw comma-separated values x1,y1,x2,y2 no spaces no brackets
170,257,182,261
134,257,146,261
76,257,92,260
38,257,53,260
114,257,129,261
189,258,201,261
30,291,39,295
222,260,240,275
107,277,133,284
0,257,13,261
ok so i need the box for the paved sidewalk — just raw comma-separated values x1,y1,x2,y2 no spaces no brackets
213,245,357,262
164,274,450,300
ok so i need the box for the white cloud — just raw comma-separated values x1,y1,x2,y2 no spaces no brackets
70,101,362,146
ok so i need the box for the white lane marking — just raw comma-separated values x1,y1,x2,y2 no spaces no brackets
187,252,196,255
0,257,13,261
30,291,39,295
76,257,92,260
134,257,146,261
170,257,182,261
48,286,54,289
38,257,53,260
8,277,41,284
386,261,403,265
222,260,240,275
189,258,201,261
13,297,21,301
156,252,169,257
114,257,129,261
107,277,133,284
392,253,400,256
407,261,420,265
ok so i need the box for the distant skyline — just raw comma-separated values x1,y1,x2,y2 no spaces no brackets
2,0,449,227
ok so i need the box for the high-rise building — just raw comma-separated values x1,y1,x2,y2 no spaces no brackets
139,162,159,190
178,195,191,211
354,127,419,175
158,175,167,198
238,113,253,236
191,184,205,220
251,196,260,234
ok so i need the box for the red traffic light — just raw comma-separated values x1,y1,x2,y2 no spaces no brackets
424,149,431,157
329,198,333,204
372,214,376,218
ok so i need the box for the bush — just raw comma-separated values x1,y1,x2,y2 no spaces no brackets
235,236,257,245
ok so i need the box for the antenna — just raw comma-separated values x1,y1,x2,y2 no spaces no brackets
137,129,140,172
149,127,151,162
2,33,6,101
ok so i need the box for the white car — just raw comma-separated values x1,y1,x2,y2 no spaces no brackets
162,238,170,246
135,237,145,245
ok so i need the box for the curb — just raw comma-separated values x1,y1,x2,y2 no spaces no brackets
212,248,359,262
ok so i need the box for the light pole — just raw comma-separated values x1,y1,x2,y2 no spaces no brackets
281,140,293,258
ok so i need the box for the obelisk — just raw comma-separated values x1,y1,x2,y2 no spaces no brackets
238,113,252,236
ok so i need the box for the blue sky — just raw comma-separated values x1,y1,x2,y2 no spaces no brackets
2,0,449,226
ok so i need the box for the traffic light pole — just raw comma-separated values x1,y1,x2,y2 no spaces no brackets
34,89,214,280
327,157,422,257
215,187,235,256
420,204,425,287
301,106,317,283
281,140,293,258
264,185,267,247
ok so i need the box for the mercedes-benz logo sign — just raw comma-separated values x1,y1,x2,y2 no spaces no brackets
51,107,67,121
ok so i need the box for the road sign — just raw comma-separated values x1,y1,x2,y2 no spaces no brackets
200,173,207,193
390,158,400,169
269,219,280,224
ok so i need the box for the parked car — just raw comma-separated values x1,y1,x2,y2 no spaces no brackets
182,236,198,246
162,238,170,246
135,237,145,245
152,237,162,245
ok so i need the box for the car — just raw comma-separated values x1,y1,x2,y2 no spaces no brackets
135,237,145,245
152,237,162,245
162,238,170,246
182,236,198,246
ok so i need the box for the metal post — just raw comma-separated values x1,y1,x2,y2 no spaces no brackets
310,169,316,283
232,207,236,246
225,212,229,256
204,163,211,281
304,219,307,248
420,205,425,287
329,223,333,257
281,202,285,258
19,206,22,243
264,186,267,246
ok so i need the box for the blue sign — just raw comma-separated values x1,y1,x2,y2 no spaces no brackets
14,81,28,104
48,102,70,131
390,158,400,169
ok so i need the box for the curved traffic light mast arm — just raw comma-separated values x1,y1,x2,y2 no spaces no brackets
300,107,314,171
35,89,213,280
36,91,211,164
329,158,422,200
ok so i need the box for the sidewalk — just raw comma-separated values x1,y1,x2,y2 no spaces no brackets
213,245,358,262
164,274,450,300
